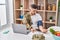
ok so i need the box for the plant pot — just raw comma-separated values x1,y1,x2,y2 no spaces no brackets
50,20,52,22
20,7,23,10
19,15,24,19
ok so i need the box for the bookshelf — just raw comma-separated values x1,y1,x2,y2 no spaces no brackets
13,0,59,28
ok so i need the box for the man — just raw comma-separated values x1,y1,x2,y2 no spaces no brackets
24,4,47,33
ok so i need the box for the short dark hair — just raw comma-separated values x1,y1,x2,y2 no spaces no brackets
31,4,37,9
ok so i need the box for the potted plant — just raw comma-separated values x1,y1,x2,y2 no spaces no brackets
20,5,23,9
49,16,53,22
58,0,60,11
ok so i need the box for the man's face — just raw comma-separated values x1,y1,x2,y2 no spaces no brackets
30,8,36,15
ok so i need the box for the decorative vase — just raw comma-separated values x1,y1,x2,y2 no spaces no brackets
19,15,24,19
20,7,23,10
50,20,52,22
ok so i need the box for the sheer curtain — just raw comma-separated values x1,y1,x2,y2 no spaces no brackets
0,0,7,26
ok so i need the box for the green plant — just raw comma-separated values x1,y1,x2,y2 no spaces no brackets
49,16,53,20
50,28,55,34
58,0,60,7
58,0,60,12
20,5,23,7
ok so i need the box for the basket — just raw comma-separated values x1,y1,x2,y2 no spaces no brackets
49,26,60,40
51,34,60,40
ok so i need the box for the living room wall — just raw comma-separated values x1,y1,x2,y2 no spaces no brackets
58,0,60,26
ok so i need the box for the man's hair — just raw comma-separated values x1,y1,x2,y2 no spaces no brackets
31,4,38,9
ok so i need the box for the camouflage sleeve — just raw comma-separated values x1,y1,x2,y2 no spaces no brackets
25,13,31,26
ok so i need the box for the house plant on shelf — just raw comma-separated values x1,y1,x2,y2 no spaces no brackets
49,16,53,22
20,5,23,10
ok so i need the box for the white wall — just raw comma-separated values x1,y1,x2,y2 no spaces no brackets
0,0,7,26
0,5,7,26
58,12,60,26
58,7,60,26
7,0,13,24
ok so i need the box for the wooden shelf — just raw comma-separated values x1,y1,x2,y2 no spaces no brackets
15,9,44,12
13,0,58,28
15,9,30,11
37,10,44,12
45,20,55,24
16,18,23,20
45,10,56,12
